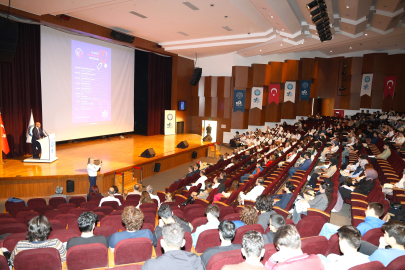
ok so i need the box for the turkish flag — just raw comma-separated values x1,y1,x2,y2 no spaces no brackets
269,84,280,105
384,76,396,98
0,113,10,155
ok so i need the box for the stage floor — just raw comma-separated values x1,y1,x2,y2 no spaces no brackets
1,134,208,178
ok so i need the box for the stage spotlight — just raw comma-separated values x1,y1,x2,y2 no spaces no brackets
310,4,326,17
307,0,318,10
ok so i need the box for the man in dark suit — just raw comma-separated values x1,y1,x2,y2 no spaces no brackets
32,122,46,158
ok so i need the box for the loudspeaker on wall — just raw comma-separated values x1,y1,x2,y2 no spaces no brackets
154,163,161,172
141,148,156,158
189,68,202,86
110,30,135,44
66,180,74,193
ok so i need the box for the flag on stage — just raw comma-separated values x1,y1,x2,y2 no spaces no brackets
384,76,396,98
284,81,296,103
269,84,280,105
251,87,263,109
360,74,373,96
26,110,35,143
0,113,10,154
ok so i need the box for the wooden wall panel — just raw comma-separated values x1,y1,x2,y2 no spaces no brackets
299,58,315,80
198,97,205,117
350,74,362,110
265,103,281,122
204,77,212,97
233,66,249,88
371,72,385,109
268,62,283,83
252,64,267,86
296,99,312,116
205,97,213,118
248,108,265,126
281,102,296,119
282,60,299,82
231,111,249,129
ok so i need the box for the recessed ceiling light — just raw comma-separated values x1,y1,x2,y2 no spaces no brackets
282,29,284,31
346,5,349,8
260,49,262,51
280,44,283,46
365,34,368,36
271,16,274,18
350,47,352,49
330,50,332,52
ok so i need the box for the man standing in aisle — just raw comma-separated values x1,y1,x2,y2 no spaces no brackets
32,122,46,158
87,157,102,193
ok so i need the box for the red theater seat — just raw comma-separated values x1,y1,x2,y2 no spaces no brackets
3,232,27,252
0,223,27,235
44,210,64,220
93,206,114,216
348,261,385,270
301,236,328,256
100,215,125,231
50,220,65,231
34,205,54,215
66,243,108,270
55,214,78,229
68,196,86,208
195,229,221,253
27,198,46,211
206,248,244,270
114,238,152,265
57,203,77,214
49,229,80,243
155,232,193,257
14,248,62,270
233,224,264,244
79,201,98,211
49,197,67,209
101,201,119,210
15,211,39,224
94,226,118,238
69,208,89,217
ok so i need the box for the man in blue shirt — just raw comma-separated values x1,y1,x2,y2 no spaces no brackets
369,220,405,267
108,206,153,252
240,162,263,182
319,202,385,240
288,152,311,178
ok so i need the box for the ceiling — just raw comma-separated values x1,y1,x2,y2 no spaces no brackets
2,0,405,59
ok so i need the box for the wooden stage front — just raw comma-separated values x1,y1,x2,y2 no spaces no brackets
0,134,209,199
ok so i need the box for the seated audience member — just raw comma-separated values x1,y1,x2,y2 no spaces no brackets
185,166,195,178
67,212,108,250
319,202,385,239
288,152,312,179
368,220,405,267
127,184,142,197
370,132,379,144
50,185,68,202
241,162,263,182
190,171,208,190
273,182,295,209
264,225,324,269
7,216,66,266
293,183,331,224
193,163,200,175
222,231,266,270
137,191,154,207
256,195,276,231
370,144,391,163
146,185,160,205
339,168,377,200
153,204,191,247
192,182,213,200
142,223,203,270
108,206,153,252
220,180,239,199
278,148,298,168
217,154,224,164
319,225,369,269
88,184,102,201
164,192,173,203
263,214,286,244
200,220,242,267
99,186,122,207
308,157,338,188
234,205,259,229
112,185,119,195
239,177,266,204
192,205,220,246
266,155,276,166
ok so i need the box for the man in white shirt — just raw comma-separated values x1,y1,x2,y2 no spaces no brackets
87,157,102,194
319,225,369,269
191,171,208,190
126,184,142,197
225,158,235,169
146,185,160,205
239,177,266,204
99,187,122,207
192,205,220,246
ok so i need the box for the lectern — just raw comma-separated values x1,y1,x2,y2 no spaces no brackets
23,133,58,163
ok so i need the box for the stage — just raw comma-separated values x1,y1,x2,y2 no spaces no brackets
0,134,210,199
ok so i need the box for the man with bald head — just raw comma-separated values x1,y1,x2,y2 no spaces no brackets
32,122,46,158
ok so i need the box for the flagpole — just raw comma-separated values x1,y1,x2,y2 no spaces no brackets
0,108,3,165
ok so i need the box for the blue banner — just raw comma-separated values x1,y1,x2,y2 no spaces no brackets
233,90,245,113
300,80,311,101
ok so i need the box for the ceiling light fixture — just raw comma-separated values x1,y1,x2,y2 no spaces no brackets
271,15,274,18
282,29,284,31
330,50,332,52
350,47,352,49
260,49,262,51
280,44,283,46
365,33,368,36
346,5,349,8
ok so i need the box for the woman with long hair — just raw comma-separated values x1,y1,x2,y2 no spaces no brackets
137,191,153,208
87,184,102,201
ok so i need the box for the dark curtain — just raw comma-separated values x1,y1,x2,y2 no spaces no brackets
147,53,172,136
134,50,149,135
0,23,42,158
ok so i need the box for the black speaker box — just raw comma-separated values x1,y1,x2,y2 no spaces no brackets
189,68,202,86
110,30,135,44
0,17,18,63
141,148,156,158
154,163,161,172
192,151,197,159
177,140,189,149
66,180,74,193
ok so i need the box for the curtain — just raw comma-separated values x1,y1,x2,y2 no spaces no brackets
147,53,172,136
0,23,42,158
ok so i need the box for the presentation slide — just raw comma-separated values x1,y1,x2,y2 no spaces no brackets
71,40,111,123
41,26,134,142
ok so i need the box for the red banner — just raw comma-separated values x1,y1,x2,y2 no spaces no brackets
384,76,396,98
0,113,10,155
268,84,280,105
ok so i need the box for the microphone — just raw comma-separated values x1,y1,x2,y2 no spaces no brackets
43,129,49,136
